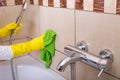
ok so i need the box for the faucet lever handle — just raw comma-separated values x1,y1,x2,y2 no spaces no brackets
98,68,104,77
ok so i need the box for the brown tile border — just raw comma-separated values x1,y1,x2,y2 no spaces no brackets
75,0,83,10
48,0,54,7
39,0,43,6
30,0,34,5
60,0,67,8
116,0,120,14
0,0,120,15
0,0,6,6
93,0,104,12
15,0,23,5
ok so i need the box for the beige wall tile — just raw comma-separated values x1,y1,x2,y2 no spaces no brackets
67,0,75,9
43,0,48,6
39,6,75,53
33,0,38,5
112,15,120,78
27,5,40,38
11,38,28,44
76,10,120,79
0,6,28,41
76,62,119,80
54,0,60,7
104,0,116,14
29,50,41,61
2,38,28,45
25,0,30,4
76,10,114,55
84,0,93,11
0,6,20,26
6,0,15,5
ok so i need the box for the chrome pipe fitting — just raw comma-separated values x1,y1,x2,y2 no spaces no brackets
57,41,113,78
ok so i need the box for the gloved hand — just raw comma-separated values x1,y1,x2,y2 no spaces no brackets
0,22,22,37
0,29,56,64
11,34,45,57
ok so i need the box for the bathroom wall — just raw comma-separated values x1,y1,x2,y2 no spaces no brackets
0,0,30,79
0,0,120,80
29,0,120,80
0,0,30,44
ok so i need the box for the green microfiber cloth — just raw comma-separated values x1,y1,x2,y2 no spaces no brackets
40,29,57,68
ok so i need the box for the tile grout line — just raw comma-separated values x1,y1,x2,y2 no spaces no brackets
74,8,76,46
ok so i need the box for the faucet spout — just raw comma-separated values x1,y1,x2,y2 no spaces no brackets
57,45,113,73
57,56,80,72
57,43,113,79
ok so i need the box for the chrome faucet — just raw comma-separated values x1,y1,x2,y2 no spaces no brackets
57,54,80,72
57,41,113,80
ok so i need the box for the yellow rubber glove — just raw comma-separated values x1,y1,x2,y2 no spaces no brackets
11,34,44,57
0,22,22,37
